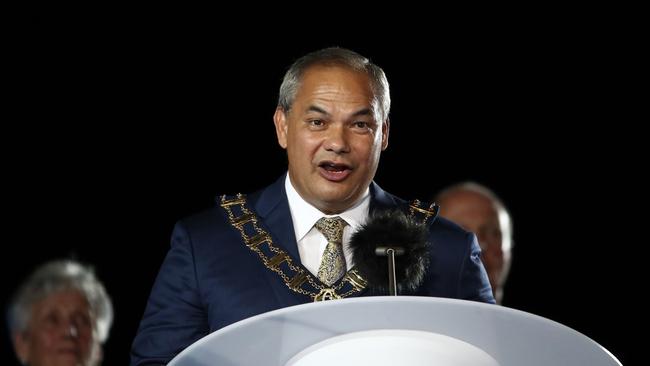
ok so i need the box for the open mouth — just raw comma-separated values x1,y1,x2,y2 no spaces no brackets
318,161,352,182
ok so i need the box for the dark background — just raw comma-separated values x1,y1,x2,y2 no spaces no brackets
3,12,637,365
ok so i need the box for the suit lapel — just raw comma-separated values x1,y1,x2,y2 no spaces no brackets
243,175,309,305
253,175,301,262
369,181,401,213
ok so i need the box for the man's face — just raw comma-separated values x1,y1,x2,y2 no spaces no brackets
14,289,101,366
438,191,505,291
274,65,389,214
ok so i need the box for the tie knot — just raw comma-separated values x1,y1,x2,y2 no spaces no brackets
315,216,347,243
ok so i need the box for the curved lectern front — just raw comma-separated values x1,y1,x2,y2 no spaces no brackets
168,296,620,366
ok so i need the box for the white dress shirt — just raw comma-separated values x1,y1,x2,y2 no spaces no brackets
285,174,370,277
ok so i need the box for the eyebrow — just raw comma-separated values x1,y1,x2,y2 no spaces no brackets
306,106,374,118
306,105,329,115
351,108,373,117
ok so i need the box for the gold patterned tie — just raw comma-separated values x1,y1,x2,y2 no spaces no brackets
315,216,348,286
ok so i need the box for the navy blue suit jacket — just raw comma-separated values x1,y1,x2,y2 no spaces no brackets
131,176,494,365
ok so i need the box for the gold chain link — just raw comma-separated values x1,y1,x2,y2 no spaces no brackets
220,194,367,301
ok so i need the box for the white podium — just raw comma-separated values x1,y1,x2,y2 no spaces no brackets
168,296,621,366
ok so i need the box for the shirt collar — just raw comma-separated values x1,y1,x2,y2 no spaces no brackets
285,173,370,242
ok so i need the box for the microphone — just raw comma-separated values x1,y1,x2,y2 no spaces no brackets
349,209,430,295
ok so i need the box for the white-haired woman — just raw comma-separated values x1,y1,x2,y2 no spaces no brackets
8,260,113,366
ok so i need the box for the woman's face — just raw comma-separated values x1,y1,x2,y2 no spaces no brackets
14,289,101,366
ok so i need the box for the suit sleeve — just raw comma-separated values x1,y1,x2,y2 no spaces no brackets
458,233,496,304
131,221,209,365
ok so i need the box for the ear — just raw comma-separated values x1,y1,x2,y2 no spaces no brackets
381,118,390,151
13,333,30,364
273,107,288,149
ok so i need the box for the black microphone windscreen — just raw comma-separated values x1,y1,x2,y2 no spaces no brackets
349,209,430,294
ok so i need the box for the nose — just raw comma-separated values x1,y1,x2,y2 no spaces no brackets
323,125,350,154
